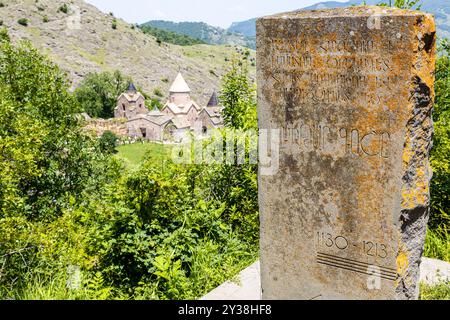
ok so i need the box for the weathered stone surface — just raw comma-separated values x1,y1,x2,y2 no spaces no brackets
257,6,435,300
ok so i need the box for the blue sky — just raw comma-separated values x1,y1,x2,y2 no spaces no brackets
85,0,348,28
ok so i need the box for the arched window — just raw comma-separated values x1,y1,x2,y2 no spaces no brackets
122,104,126,111
202,126,208,135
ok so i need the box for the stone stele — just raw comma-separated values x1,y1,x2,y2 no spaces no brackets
257,6,436,300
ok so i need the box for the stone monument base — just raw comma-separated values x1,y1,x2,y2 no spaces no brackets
202,259,450,300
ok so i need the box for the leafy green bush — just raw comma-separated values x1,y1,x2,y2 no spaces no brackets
99,131,119,154
220,55,257,130
17,18,28,27
74,71,132,118
112,19,117,30
0,32,119,297
59,4,69,14
377,0,422,9
153,88,163,97
420,282,450,300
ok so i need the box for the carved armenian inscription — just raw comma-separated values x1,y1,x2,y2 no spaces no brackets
281,124,391,158
269,29,410,106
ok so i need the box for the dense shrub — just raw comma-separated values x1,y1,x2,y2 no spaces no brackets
58,4,69,14
74,71,132,119
17,18,28,27
0,33,117,296
99,131,119,154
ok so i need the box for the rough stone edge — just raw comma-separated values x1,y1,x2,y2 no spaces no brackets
396,13,436,300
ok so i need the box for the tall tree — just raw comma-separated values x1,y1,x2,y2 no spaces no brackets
219,52,257,130
74,70,131,119
0,34,102,221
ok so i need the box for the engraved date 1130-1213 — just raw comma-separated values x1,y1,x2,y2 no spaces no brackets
316,232,388,259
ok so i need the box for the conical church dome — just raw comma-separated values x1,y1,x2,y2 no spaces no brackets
207,91,219,107
169,73,191,93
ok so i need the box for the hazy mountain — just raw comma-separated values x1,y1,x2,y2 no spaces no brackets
141,20,256,49
0,0,255,104
229,0,450,41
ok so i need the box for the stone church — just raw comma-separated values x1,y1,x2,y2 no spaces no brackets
114,73,224,142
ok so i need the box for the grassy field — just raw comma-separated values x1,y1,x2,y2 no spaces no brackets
116,142,172,170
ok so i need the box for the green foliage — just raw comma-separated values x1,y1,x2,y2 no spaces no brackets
140,26,206,46
0,35,98,221
43,16,49,23
377,0,422,10
0,2,4,8
90,158,258,299
424,228,449,262
420,282,450,300
112,19,117,30
220,55,257,130
18,18,29,27
59,4,69,14
153,88,163,97
0,28,8,43
425,38,450,262
99,131,118,154
0,34,121,297
74,71,131,119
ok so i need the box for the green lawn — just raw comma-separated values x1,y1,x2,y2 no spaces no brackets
116,142,171,169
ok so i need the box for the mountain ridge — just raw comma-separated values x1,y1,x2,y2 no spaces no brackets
141,20,256,49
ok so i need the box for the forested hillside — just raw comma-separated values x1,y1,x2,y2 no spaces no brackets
141,20,256,49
